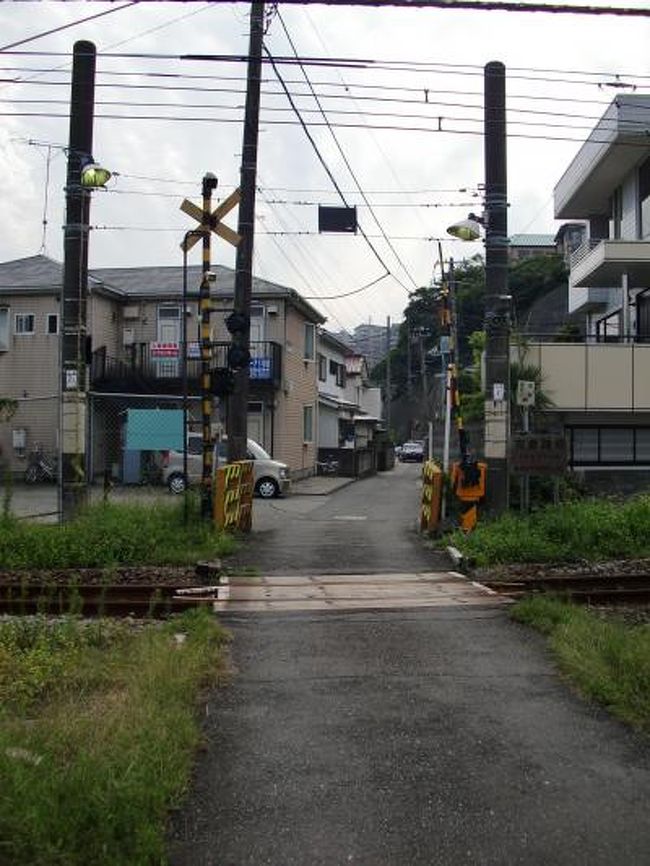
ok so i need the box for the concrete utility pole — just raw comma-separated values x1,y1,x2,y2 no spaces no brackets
60,40,96,521
228,0,265,462
483,61,510,514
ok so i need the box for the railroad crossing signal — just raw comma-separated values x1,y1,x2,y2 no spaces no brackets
180,187,242,251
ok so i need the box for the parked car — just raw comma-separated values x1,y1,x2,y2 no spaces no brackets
399,441,425,463
162,434,290,498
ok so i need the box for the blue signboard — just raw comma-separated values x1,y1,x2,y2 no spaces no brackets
125,409,183,451
250,357,271,379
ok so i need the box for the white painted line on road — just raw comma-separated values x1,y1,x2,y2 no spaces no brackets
331,515,368,521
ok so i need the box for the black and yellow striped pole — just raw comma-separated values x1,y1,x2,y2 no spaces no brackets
200,173,218,519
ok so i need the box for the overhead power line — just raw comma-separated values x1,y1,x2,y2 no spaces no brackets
0,3,137,53
275,12,419,291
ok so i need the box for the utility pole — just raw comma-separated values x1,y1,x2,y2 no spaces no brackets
228,0,265,462
483,61,510,514
60,40,96,521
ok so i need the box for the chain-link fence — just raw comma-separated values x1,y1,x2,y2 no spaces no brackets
0,394,60,521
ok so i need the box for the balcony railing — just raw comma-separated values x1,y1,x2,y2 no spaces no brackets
569,239,600,271
91,340,282,393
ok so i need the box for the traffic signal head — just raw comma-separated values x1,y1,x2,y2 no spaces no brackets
225,312,250,335
227,345,251,371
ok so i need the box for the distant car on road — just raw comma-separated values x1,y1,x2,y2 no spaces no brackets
399,441,425,463
162,434,290,498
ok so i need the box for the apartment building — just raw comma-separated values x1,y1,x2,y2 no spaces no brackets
0,255,325,481
521,95,650,483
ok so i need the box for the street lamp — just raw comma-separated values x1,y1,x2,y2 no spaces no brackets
80,157,111,189
447,213,484,243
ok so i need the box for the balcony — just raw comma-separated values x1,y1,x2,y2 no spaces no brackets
91,340,282,395
570,239,650,289
521,340,650,412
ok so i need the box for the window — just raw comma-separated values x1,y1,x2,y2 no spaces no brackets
14,313,34,335
47,314,59,335
0,308,9,351
570,427,650,465
336,364,346,388
609,186,622,239
158,306,180,319
304,323,315,361
639,157,650,240
318,354,327,382
303,405,314,442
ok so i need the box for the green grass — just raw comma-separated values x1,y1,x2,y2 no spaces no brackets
512,596,650,732
450,496,650,567
0,499,236,569
0,609,228,865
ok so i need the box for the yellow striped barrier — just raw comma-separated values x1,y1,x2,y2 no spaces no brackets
214,460,254,532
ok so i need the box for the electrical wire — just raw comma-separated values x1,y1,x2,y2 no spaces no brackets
0,4,137,53
275,12,420,292
6,110,650,148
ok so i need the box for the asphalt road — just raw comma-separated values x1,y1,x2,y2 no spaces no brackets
229,462,448,575
168,465,650,866
170,607,650,866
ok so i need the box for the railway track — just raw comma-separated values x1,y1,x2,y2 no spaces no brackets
483,573,650,605
0,583,224,618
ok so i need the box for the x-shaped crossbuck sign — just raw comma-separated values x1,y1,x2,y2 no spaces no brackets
180,187,242,251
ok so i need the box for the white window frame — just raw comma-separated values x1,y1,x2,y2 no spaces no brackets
304,323,315,361
303,404,314,443
0,307,9,351
46,313,59,335
14,313,35,335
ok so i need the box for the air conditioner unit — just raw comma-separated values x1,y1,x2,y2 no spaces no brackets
123,328,135,346
267,305,278,316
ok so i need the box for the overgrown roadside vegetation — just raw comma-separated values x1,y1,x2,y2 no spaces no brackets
0,498,235,569
0,609,228,866
512,596,650,733
445,499,650,734
449,496,650,567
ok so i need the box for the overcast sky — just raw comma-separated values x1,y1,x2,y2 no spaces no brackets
1,0,650,331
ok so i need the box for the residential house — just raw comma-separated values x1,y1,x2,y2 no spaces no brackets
520,95,650,486
508,233,556,262
317,329,383,476
0,255,325,481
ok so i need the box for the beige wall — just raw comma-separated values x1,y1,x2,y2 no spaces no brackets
90,293,121,356
274,305,318,476
523,342,650,412
0,293,60,472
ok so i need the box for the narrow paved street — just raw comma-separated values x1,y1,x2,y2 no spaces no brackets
169,465,650,866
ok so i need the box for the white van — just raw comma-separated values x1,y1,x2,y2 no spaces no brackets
162,434,290,499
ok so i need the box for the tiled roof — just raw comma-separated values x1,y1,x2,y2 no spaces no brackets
0,255,326,322
0,254,63,289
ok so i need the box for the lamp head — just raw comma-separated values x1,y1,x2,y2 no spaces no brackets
446,213,483,242
80,159,111,189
